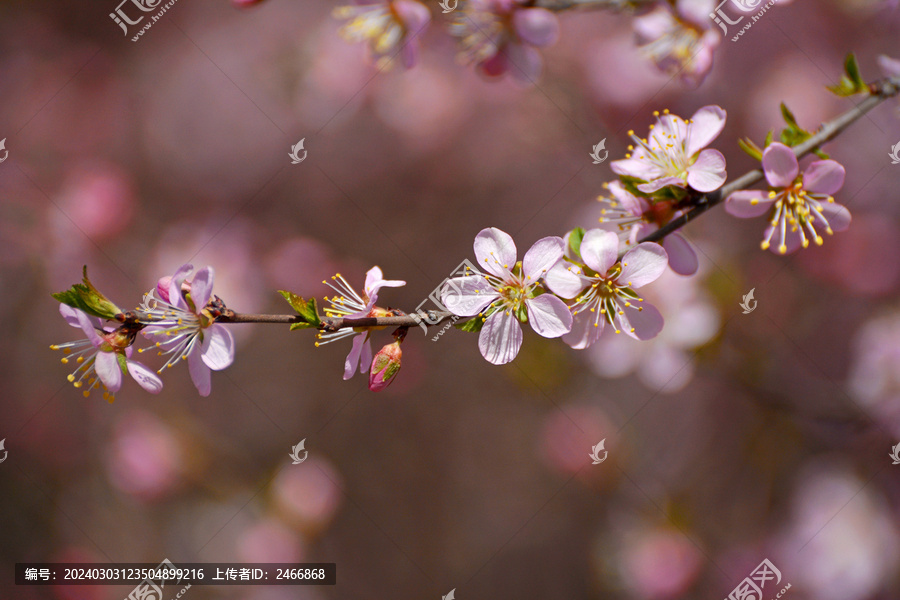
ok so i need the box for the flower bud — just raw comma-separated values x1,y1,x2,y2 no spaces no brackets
368,341,402,392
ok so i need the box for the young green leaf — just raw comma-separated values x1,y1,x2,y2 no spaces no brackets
568,227,585,258
278,290,322,327
455,317,485,333
738,138,763,161
51,266,122,320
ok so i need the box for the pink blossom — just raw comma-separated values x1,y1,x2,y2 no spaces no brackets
597,181,699,275
333,0,431,69
725,142,850,254
52,304,163,402
137,264,235,396
450,0,560,82
878,55,900,79
633,0,720,86
611,106,727,194
317,267,405,380
368,340,402,392
440,227,572,365
544,229,667,349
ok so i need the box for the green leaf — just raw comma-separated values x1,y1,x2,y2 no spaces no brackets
764,130,773,147
813,148,830,160
455,317,485,333
845,53,866,89
780,103,799,129
278,290,321,328
568,227,585,258
826,53,869,97
738,138,763,162
116,351,128,374
51,266,122,320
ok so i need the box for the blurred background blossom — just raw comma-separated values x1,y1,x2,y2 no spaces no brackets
1,0,900,599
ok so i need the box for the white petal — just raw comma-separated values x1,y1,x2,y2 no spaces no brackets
478,310,524,365
474,227,517,279
526,294,573,338
441,276,499,317
522,236,564,280
200,324,235,371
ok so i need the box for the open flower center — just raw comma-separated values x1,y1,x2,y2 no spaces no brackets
759,181,838,253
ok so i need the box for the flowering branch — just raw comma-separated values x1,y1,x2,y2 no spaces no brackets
636,74,900,248
218,311,455,330
50,56,900,395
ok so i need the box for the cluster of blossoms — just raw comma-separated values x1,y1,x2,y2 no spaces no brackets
236,0,733,85
58,45,896,394
52,264,236,400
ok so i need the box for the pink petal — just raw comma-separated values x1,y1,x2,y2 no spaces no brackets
803,160,845,196
441,276,500,317
662,234,699,276
200,324,235,371
637,176,687,194
359,338,373,375
71,307,104,347
478,309,523,365
522,236,565,281
619,242,668,288
190,266,215,309
526,294,573,338
648,115,689,153
611,157,666,182
579,229,619,275
685,105,726,157
188,345,211,396
127,360,164,394
762,143,799,188
816,202,852,232
506,43,543,83
59,303,103,332
168,264,194,311
686,149,727,192
725,190,773,218
878,55,900,79
95,351,122,393
513,8,559,47
394,0,430,34
633,7,675,42
562,310,605,350
364,266,406,298
763,225,803,255
474,227,517,279
343,334,366,380
544,262,587,299
608,181,649,216
624,303,664,340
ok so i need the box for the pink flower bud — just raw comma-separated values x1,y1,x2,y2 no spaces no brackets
155,276,172,303
368,341,402,392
